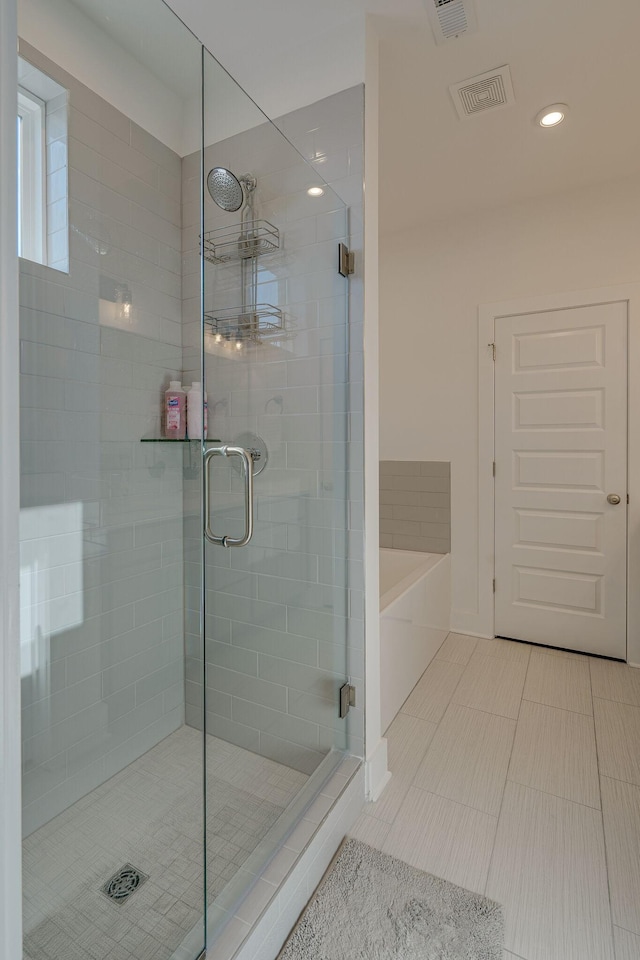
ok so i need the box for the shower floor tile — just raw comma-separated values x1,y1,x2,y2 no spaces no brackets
22,726,307,960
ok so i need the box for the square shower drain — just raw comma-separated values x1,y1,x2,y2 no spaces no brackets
100,863,149,905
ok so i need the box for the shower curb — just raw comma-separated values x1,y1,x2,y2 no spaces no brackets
211,758,364,960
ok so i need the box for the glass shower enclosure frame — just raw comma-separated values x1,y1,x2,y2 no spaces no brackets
16,2,361,959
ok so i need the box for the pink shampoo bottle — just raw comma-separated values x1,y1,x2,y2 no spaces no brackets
164,381,186,439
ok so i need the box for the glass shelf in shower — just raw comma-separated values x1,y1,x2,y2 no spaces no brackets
140,437,221,443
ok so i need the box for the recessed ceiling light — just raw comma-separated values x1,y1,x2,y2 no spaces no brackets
307,186,324,197
535,103,568,127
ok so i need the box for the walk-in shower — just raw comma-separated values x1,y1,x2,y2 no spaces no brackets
16,1,363,958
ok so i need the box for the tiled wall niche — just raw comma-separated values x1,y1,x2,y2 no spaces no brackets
380,461,451,553
181,86,365,773
19,41,185,836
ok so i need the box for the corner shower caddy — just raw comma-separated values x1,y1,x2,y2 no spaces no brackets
202,217,291,344
201,219,279,264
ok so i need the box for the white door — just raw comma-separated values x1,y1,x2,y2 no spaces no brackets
494,302,628,658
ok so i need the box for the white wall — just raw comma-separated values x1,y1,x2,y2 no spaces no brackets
18,0,196,154
167,0,366,123
380,172,640,637
363,21,389,800
19,0,311,158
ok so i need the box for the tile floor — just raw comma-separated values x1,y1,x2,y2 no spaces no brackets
350,633,640,960
23,726,307,960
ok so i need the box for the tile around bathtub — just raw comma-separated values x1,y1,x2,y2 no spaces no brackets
380,461,422,477
390,535,450,554
379,460,451,551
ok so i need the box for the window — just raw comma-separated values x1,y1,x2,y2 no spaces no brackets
17,57,68,272
17,88,46,263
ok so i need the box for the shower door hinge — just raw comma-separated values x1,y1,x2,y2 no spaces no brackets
338,243,355,277
488,342,496,361
339,682,356,719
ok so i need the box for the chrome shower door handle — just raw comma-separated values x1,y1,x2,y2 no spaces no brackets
204,444,254,547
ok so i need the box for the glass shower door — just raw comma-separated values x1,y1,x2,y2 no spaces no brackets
198,50,359,934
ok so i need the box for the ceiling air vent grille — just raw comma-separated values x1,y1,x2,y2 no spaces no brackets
449,66,515,120
425,0,477,44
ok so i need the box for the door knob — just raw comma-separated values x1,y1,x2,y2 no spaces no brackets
607,494,622,505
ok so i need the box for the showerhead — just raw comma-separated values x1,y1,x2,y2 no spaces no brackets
207,167,244,212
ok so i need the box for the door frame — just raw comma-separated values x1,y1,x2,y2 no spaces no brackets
478,283,640,665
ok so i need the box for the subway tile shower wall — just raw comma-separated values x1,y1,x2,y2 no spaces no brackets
380,461,451,553
181,86,365,772
19,41,184,836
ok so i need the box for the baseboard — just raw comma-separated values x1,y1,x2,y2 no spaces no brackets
364,737,389,801
450,628,495,640
449,608,494,640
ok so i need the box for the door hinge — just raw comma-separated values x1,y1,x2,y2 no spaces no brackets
493,578,496,593
488,342,496,361
338,242,355,277
628,494,630,504
492,461,496,477
339,682,356,719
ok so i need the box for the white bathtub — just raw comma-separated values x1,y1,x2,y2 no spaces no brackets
380,548,451,733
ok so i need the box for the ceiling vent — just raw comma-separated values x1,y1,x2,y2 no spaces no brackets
425,0,478,44
449,66,515,120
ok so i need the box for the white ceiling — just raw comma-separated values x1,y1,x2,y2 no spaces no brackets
379,0,640,232
165,0,427,118
165,0,640,234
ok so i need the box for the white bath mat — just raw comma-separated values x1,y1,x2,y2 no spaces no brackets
278,838,503,959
